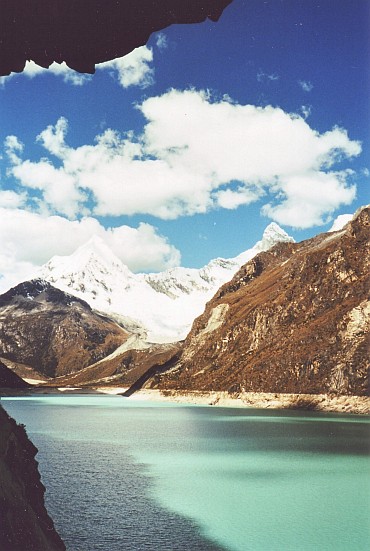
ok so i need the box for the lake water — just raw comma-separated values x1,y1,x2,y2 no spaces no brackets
2,395,370,551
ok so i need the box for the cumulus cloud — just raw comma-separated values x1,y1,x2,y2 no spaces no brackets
95,46,154,88
0,46,155,89
328,213,353,232
0,208,180,292
36,116,70,158
215,187,263,210
4,89,361,228
261,171,356,228
0,190,27,209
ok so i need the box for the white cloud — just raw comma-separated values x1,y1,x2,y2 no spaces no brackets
328,213,353,232
0,61,92,87
261,171,356,228
0,47,155,89
215,187,263,209
4,89,361,228
104,223,180,271
36,117,70,158
300,105,311,119
46,62,92,85
4,135,24,165
0,208,180,292
96,46,154,88
11,159,85,218
299,80,314,92
155,33,168,50
0,190,27,208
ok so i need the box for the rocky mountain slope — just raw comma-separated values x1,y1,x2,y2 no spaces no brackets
0,406,66,550
38,223,294,343
0,280,128,378
153,207,369,396
54,340,181,389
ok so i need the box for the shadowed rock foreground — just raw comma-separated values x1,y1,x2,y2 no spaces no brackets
0,0,232,75
0,406,66,551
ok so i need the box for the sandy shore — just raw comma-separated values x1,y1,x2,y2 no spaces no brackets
3,383,368,414
94,387,370,414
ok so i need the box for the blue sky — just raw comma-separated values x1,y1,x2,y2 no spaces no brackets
0,0,369,290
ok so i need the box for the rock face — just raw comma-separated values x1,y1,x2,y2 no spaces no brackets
0,360,30,389
156,207,370,396
0,406,66,551
0,0,232,75
0,280,128,378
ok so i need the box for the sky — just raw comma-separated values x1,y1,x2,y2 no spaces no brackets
0,0,369,291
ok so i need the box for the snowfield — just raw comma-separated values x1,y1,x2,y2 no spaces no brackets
38,223,294,343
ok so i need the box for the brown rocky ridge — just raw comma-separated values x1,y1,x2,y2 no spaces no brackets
55,340,181,389
0,406,66,550
0,279,128,379
151,207,369,397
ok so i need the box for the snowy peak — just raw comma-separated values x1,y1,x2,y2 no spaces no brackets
57,235,129,274
39,236,134,290
0,278,91,309
232,222,293,265
254,222,295,252
37,223,295,343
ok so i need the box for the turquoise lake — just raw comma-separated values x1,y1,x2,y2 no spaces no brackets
2,395,370,551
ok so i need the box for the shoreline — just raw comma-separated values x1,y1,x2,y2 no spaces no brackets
94,387,370,415
2,385,369,414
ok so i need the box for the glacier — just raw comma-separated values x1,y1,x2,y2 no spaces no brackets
37,223,294,343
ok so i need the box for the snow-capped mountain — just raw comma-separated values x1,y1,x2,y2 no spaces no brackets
38,223,294,343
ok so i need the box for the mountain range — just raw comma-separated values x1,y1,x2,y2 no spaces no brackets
0,210,368,399
37,222,294,343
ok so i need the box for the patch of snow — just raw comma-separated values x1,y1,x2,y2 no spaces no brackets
328,214,353,232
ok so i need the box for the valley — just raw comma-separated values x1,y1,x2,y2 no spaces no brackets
0,208,368,413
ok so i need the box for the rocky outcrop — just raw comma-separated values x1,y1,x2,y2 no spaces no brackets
0,280,128,378
155,207,369,396
0,0,232,75
0,406,65,551
0,361,30,389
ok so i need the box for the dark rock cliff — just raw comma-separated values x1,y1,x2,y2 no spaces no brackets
0,361,30,389
155,207,370,396
0,0,232,75
0,279,128,378
0,406,65,551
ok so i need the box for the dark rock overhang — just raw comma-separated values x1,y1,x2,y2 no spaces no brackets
0,0,233,76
